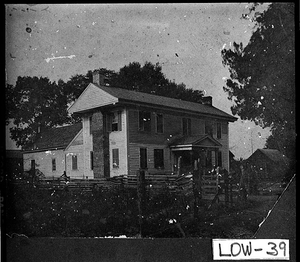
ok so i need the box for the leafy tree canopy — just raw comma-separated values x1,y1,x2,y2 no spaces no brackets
6,76,72,149
6,61,204,149
111,61,204,103
221,3,295,160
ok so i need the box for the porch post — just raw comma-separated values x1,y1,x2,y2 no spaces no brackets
177,156,182,175
215,148,218,167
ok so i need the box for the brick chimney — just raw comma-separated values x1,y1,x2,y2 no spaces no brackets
92,70,109,86
202,96,212,106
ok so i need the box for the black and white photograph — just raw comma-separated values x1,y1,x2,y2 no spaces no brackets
4,3,295,261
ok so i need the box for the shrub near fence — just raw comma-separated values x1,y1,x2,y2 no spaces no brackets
7,176,197,238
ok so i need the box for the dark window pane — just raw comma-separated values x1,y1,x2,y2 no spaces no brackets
52,158,56,171
72,155,78,170
154,149,164,169
205,121,213,136
139,111,151,132
110,111,122,132
140,148,147,169
31,159,35,170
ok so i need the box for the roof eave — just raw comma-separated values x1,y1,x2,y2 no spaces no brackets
22,146,66,154
118,99,237,122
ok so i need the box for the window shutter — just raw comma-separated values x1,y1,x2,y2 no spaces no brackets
213,122,217,136
217,123,222,139
89,116,93,134
90,151,94,170
222,123,228,134
118,111,122,131
218,151,222,167
138,111,143,131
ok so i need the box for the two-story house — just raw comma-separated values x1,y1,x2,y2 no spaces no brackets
68,71,237,178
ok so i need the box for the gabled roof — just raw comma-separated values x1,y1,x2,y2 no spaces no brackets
257,149,290,164
68,83,237,122
247,148,290,166
23,123,82,152
170,135,222,150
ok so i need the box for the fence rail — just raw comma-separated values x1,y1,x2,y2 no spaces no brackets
14,170,235,199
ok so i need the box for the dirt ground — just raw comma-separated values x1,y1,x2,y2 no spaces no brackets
203,188,281,238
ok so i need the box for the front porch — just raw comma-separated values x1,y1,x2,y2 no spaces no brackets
170,135,223,176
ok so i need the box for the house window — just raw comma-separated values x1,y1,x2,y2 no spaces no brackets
140,148,147,169
139,111,151,132
31,159,35,170
154,149,164,169
205,121,213,137
90,151,94,170
217,151,222,167
52,158,56,171
182,118,191,136
72,155,78,170
217,123,222,139
156,113,164,133
222,123,228,134
112,111,122,131
112,148,119,168
107,111,122,132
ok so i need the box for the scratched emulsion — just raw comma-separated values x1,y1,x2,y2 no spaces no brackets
5,3,271,159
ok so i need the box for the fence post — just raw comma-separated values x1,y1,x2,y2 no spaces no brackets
224,169,229,206
137,170,146,237
227,172,233,206
193,167,201,219
239,165,247,202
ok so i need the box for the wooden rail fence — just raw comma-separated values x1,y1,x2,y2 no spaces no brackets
14,170,236,200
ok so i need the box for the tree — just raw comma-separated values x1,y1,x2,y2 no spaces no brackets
6,76,71,149
111,61,204,103
221,3,295,161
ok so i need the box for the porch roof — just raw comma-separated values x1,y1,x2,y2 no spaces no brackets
169,135,222,150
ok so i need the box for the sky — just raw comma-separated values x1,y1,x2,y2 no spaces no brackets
5,3,271,159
